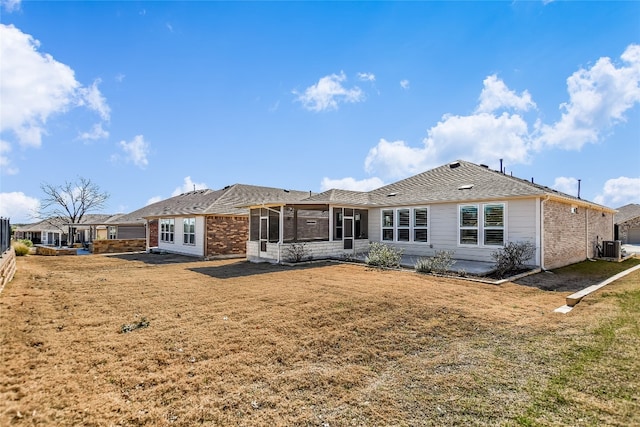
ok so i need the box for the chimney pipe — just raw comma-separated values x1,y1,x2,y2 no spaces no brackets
500,158,503,173
577,179,581,199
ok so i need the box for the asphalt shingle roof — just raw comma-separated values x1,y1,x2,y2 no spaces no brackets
367,160,607,207
140,184,310,218
615,203,640,224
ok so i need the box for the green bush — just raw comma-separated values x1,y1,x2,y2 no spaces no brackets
13,242,30,256
415,250,456,275
18,239,33,247
365,242,403,269
491,241,536,278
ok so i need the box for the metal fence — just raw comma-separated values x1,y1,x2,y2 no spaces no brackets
0,217,10,254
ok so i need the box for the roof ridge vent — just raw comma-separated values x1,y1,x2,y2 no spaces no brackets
449,161,461,169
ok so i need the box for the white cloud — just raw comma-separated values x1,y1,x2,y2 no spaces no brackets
77,79,111,121
476,74,536,113
400,79,410,90
171,176,208,196
364,111,531,180
593,176,640,207
552,176,579,197
320,176,384,192
118,135,150,168
146,196,163,205
357,72,376,82
535,44,640,150
0,192,40,223
0,24,111,166
78,122,109,141
1,0,21,12
0,140,19,175
293,72,364,112
364,138,434,180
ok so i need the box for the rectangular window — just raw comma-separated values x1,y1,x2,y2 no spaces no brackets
459,203,505,246
414,208,428,242
397,209,410,241
183,218,195,245
484,204,504,246
382,209,394,241
160,218,175,243
459,205,478,245
108,226,117,240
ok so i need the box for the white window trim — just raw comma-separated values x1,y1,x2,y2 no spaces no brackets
183,217,196,246
380,207,429,243
160,218,175,244
457,202,506,247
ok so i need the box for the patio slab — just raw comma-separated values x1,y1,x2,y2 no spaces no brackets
353,253,496,275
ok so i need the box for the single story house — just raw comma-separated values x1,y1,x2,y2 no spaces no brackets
141,184,310,258
78,212,148,254
614,203,640,244
14,214,115,246
245,160,615,270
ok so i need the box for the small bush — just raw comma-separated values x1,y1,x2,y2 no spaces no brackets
284,242,310,263
13,242,30,256
365,242,403,269
491,241,536,278
18,239,33,247
415,250,456,275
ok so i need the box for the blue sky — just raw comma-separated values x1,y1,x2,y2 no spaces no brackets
1,0,639,224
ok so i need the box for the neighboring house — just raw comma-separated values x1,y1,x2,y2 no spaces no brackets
246,160,615,270
79,212,148,254
141,184,309,258
614,203,640,244
14,214,114,246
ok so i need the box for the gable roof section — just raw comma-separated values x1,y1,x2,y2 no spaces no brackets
142,184,309,218
615,203,640,224
303,188,372,206
367,160,612,210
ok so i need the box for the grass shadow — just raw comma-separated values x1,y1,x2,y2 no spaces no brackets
190,260,333,279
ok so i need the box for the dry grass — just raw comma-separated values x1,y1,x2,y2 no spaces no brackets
1,253,638,426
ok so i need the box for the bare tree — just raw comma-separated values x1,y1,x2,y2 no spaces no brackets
38,177,110,244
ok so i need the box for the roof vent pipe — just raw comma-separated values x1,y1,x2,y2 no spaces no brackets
578,179,581,199
500,158,503,173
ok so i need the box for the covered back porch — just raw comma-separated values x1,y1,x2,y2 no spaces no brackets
247,203,369,263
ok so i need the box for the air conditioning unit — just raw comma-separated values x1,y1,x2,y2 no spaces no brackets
602,240,621,258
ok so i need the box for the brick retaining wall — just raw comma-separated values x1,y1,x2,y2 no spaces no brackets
92,239,146,254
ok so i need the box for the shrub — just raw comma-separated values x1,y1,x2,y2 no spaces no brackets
13,242,30,256
284,242,310,263
365,242,403,269
18,239,33,247
491,241,536,278
415,250,456,275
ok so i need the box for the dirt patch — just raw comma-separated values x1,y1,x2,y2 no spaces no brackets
1,254,638,426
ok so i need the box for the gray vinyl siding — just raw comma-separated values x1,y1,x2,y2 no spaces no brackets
117,225,146,239
366,199,538,263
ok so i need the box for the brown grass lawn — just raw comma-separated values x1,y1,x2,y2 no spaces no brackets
1,253,639,426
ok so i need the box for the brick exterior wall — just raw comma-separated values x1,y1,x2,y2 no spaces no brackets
92,239,146,254
543,199,613,269
205,215,249,257
148,219,158,247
